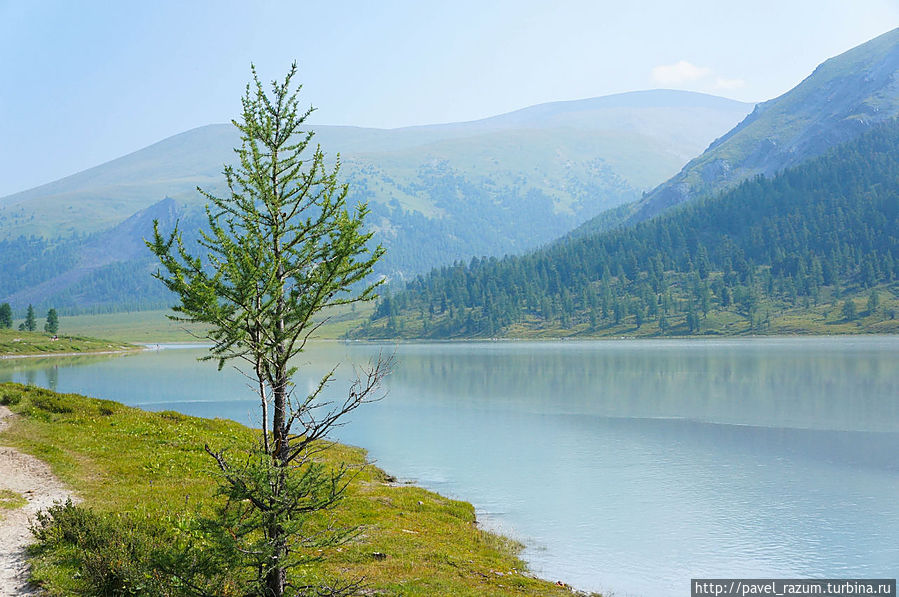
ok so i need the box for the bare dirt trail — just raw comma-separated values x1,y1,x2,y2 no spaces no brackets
0,405,77,596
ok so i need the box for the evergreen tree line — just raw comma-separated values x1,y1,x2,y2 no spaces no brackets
0,212,202,315
0,302,59,334
0,235,77,297
361,118,899,337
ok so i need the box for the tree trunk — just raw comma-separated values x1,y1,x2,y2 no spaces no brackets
265,533,286,596
268,366,288,596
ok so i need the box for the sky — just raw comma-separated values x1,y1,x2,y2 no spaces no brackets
1,0,897,197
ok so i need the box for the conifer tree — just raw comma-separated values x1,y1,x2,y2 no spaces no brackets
867,290,880,315
24,304,36,332
44,308,59,334
149,63,388,597
0,303,12,329
842,299,858,321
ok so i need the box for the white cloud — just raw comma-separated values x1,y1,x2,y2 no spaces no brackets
650,61,747,96
651,60,712,85
714,77,746,90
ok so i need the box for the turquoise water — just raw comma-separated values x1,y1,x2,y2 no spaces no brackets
3,337,897,596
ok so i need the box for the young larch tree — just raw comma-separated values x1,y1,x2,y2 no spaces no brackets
148,63,388,597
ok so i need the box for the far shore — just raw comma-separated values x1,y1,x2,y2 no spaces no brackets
0,347,145,360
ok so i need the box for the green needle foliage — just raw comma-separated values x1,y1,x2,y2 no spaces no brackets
148,63,387,597
0,303,12,328
44,308,59,334
23,304,37,332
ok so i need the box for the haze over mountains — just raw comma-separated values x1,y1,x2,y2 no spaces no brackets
0,90,751,311
360,28,899,338
363,118,899,338
583,27,899,232
3,28,897,322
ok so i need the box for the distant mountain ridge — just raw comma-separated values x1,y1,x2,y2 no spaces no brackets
0,90,752,312
575,27,899,234
0,198,183,310
0,89,752,242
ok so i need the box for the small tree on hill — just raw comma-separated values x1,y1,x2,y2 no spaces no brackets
841,299,858,321
658,314,670,334
0,303,12,328
867,290,880,315
23,304,36,331
149,63,387,597
45,308,59,334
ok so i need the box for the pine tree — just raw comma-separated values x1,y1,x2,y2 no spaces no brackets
0,303,12,329
658,314,670,333
867,290,880,315
45,308,59,334
24,304,36,332
842,299,858,321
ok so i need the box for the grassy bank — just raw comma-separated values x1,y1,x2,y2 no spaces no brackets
0,329,135,356
502,283,899,339
57,284,899,345
61,303,373,344
0,382,590,596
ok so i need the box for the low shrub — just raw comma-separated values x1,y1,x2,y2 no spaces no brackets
32,500,242,597
31,395,74,414
0,386,23,406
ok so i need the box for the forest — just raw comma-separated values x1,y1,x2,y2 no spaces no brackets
358,119,899,338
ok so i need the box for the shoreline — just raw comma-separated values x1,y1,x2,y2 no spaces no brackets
344,332,899,344
0,382,591,596
0,347,144,360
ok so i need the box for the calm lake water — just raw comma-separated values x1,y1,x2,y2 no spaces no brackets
2,337,898,596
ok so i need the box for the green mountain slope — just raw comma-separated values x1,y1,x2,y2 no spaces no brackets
0,197,184,311
574,27,899,237
0,90,751,312
0,90,750,241
357,118,899,338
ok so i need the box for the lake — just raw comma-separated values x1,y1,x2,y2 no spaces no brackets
2,337,898,596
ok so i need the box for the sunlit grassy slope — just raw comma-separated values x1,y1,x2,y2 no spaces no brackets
0,328,135,356
0,91,750,241
0,383,593,596
60,303,373,344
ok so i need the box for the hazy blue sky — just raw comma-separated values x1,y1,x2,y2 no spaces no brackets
1,1,897,197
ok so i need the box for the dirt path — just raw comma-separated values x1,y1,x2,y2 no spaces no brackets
0,406,77,596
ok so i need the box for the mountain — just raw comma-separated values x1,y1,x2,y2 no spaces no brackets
357,117,899,338
0,89,751,241
574,27,899,236
0,90,752,312
0,198,183,311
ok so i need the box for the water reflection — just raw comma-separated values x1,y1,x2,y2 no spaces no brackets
374,338,899,432
1,337,897,597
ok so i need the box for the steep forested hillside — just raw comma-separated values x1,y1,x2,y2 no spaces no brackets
357,119,899,338
0,198,192,313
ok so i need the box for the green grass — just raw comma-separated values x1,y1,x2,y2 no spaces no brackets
61,303,373,344
0,328,136,356
60,310,208,344
0,488,27,520
0,383,592,596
